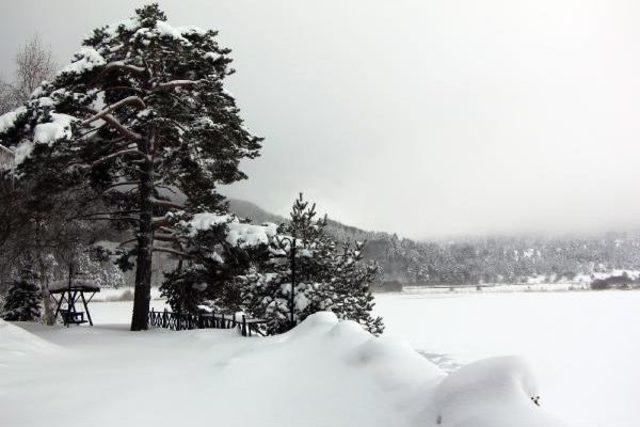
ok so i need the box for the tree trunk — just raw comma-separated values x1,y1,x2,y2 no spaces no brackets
130,130,155,331
35,251,55,325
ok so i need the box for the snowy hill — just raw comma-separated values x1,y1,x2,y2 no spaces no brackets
1,311,567,427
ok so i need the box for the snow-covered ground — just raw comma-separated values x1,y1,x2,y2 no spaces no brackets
402,283,591,294
375,290,640,427
1,300,566,427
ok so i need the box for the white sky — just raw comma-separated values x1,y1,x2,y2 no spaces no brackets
1,0,639,239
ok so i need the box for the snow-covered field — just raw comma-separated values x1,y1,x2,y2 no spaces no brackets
1,299,567,427
375,290,640,427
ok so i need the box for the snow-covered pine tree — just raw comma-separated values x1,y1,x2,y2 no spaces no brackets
0,4,261,330
160,211,275,315
237,194,333,333
1,269,41,321
332,241,384,335
239,194,384,335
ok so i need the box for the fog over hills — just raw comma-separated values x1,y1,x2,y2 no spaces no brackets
229,199,640,285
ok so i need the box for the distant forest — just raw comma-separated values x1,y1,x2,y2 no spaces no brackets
230,200,640,285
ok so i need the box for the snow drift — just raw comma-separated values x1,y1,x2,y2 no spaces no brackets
0,311,568,427
273,313,566,427
0,319,60,365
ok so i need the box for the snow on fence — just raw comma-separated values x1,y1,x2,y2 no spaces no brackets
148,308,268,337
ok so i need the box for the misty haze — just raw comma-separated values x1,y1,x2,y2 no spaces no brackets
0,2,638,427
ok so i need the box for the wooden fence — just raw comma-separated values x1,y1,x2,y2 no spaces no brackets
148,308,268,337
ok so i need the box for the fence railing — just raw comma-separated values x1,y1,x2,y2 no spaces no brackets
148,308,268,337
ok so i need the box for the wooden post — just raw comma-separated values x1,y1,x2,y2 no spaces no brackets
80,291,93,326
290,238,296,329
242,315,247,337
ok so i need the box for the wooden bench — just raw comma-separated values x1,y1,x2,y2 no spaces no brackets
59,309,87,325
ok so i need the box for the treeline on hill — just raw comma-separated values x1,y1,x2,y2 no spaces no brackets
366,234,640,285
229,200,640,286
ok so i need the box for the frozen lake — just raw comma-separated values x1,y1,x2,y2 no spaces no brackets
375,290,640,427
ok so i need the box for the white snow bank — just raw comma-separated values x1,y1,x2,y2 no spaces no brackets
0,319,59,365
259,313,566,427
0,309,570,427
434,356,566,427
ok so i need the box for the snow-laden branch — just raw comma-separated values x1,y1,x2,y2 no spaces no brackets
153,79,205,92
77,216,140,223
118,237,138,247
154,233,182,243
91,148,147,167
82,96,146,126
152,216,170,226
155,184,177,194
101,61,146,76
82,210,141,217
149,198,184,210
97,113,142,141
157,226,176,234
105,181,140,190
152,246,190,257
79,108,142,141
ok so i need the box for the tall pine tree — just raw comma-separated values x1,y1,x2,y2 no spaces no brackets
0,4,261,330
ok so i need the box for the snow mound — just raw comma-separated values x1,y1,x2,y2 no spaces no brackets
273,314,567,427
433,356,567,427
0,320,59,364
0,310,571,427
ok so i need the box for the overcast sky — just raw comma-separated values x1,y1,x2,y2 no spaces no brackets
1,0,639,239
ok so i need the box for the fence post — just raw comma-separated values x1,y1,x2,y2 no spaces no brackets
242,315,247,337
163,308,168,328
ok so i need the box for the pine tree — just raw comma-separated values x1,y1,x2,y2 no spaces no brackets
332,241,385,335
2,269,41,321
0,4,261,330
239,194,384,335
160,210,275,315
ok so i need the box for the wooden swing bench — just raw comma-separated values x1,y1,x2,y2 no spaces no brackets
50,283,100,327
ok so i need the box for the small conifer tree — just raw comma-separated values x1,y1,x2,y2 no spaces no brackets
2,269,41,321
240,194,384,335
